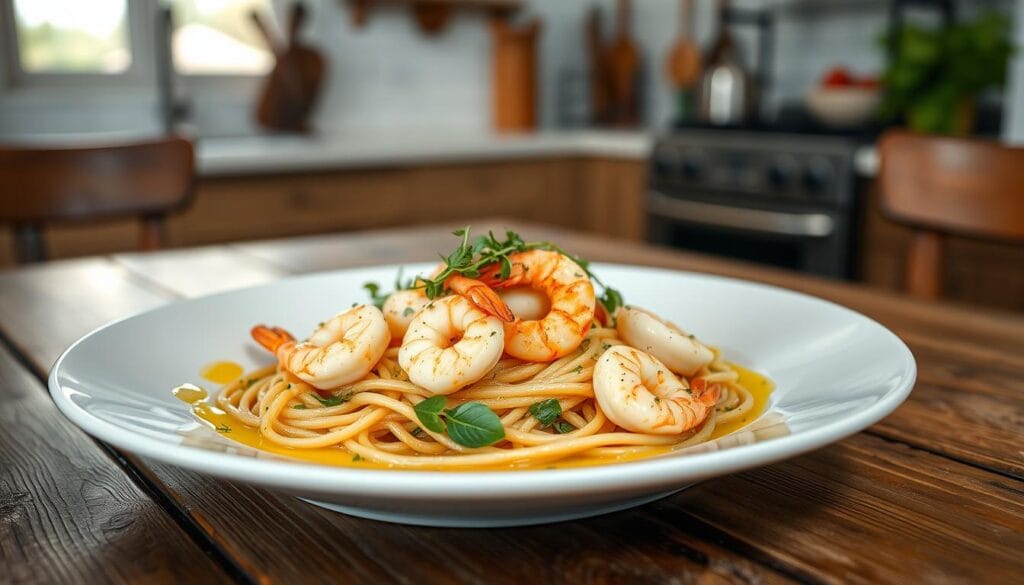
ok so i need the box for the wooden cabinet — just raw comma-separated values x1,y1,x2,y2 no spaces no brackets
0,156,647,268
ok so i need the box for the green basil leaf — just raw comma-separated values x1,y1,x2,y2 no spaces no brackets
528,398,561,427
444,402,505,448
414,395,447,433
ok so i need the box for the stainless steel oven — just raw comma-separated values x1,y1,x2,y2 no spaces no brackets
647,129,862,279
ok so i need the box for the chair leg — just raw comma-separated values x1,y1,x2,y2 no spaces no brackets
905,231,944,299
139,214,166,251
13,224,46,264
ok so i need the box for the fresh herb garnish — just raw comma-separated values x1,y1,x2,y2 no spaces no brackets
352,454,364,462
415,227,625,320
413,396,505,448
215,424,232,433
411,427,425,438
554,421,574,434
413,396,447,433
292,403,307,410
402,307,415,317
363,267,414,309
362,282,388,309
310,391,353,408
528,398,561,427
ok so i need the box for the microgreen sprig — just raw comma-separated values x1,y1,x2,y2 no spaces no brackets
418,227,625,320
363,227,624,322
363,267,414,309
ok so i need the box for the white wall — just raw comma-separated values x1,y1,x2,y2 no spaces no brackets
1005,0,1024,143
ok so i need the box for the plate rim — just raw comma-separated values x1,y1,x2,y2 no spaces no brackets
48,263,916,499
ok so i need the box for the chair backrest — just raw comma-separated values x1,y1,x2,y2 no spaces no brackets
878,131,1024,299
0,136,194,263
0,136,194,223
878,131,1024,241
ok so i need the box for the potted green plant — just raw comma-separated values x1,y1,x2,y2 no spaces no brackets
880,12,1015,135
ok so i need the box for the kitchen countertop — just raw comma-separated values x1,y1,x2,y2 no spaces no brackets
196,130,654,177
197,129,880,178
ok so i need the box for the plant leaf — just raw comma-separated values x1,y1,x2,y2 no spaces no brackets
444,402,505,448
310,391,353,408
528,398,562,427
414,395,447,433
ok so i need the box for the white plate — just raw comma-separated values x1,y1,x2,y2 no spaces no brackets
50,264,915,527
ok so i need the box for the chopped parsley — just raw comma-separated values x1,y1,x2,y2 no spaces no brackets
528,398,562,427
310,391,353,408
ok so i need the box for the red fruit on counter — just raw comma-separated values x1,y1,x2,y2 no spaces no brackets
821,67,854,88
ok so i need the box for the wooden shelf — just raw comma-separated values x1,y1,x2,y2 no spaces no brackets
345,0,521,35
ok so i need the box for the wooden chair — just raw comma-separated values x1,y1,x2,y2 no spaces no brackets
877,130,1024,299
0,136,195,264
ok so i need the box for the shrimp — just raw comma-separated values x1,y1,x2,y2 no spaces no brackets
251,304,390,390
593,345,719,435
398,295,505,395
615,306,714,377
382,274,513,340
478,249,595,362
383,289,430,339
497,287,550,321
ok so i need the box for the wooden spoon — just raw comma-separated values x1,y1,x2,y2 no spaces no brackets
666,0,701,89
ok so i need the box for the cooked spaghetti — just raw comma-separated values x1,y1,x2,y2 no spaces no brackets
203,229,764,470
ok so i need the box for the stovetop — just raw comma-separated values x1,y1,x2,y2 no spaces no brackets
671,107,884,143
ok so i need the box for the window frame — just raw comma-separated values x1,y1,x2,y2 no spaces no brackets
0,0,272,91
0,0,156,89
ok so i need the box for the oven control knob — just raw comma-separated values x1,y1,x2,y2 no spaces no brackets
803,157,834,195
681,155,704,180
768,157,798,190
652,150,677,179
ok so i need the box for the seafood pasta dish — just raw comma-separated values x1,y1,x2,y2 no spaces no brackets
191,229,771,470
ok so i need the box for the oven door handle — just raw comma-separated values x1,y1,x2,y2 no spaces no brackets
648,191,835,238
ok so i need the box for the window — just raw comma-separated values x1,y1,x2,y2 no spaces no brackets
169,0,273,76
12,0,131,74
3,0,274,83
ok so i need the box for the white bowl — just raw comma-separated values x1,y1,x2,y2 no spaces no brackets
806,87,881,128
49,263,915,527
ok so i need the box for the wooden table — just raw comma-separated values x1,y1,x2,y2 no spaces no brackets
1,219,1022,584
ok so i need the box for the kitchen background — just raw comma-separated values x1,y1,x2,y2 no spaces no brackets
2,0,1022,137
1,0,1022,310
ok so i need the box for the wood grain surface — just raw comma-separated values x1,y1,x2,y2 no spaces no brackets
0,339,229,584
1,218,1022,584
